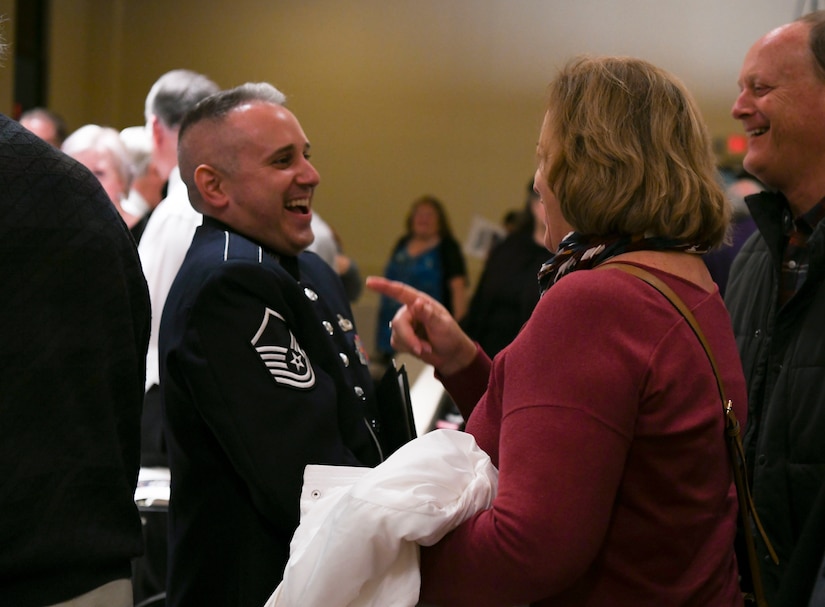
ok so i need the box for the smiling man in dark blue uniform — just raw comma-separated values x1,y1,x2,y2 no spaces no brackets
159,83,385,607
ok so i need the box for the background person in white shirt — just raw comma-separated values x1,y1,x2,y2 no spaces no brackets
137,69,219,466
132,68,219,607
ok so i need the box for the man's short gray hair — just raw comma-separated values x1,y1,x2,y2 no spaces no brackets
144,69,220,129
177,82,287,141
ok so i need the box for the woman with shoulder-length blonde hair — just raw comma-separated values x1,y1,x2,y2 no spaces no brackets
368,55,745,606
537,55,730,284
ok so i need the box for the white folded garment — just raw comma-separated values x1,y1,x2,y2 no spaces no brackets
264,429,498,607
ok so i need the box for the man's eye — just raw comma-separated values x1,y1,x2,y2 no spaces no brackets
273,155,291,166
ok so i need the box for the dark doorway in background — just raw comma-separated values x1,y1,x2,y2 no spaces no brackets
13,0,49,119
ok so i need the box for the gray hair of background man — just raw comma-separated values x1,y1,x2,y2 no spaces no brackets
177,82,287,195
797,9,825,78
144,69,220,129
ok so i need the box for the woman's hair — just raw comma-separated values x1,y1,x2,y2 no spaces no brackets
538,55,729,248
119,125,153,179
61,124,132,189
404,194,456,240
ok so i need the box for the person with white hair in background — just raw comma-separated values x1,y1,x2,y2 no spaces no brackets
120,125,166,243
126,69,219,606
62,124,143,236
136,69,220,468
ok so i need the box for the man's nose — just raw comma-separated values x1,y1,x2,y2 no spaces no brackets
731,90,751,120
298,158,320,186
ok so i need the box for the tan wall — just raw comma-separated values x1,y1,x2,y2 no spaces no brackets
33,0,798,292
0,0,14,112
47,0,126,126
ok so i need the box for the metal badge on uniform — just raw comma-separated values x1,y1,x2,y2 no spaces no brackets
353,334,370,366
304,287,318,301
336,314,353,332
251,307,315,389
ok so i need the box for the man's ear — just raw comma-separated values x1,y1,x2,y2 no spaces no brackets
149,116,164,150
194,164,230,211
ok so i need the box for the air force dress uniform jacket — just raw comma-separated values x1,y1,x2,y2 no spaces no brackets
159,216,385,607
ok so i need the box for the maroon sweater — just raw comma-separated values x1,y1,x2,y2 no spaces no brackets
420,263,745,607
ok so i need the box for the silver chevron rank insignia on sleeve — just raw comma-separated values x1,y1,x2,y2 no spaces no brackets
251,308,316,389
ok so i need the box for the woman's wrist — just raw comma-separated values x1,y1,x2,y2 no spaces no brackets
437,338,479,377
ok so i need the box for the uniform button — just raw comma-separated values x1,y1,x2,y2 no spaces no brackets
787,260,798,270
304,287,318,301
323,321,334,335
310,489,321,499
757,454,767,466
354,386,365,400
754,329,762,339
340,353,350,367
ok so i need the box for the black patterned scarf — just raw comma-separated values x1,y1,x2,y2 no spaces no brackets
537,231,708,296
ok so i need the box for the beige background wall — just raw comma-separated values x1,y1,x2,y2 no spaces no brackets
4,1,802,286
0,0,14,111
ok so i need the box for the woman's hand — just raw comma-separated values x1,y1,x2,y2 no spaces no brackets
366,276,477,376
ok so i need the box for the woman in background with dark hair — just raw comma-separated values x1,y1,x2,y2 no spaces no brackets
375,194,467,361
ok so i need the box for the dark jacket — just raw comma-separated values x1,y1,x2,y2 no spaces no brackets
725,190,825,605
0,115,150,605
160,217,384,607
461,229,547,357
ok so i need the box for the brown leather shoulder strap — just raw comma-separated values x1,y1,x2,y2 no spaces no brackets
596,261,779,589
595,261,726,404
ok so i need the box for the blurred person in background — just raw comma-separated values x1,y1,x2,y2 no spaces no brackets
307,212,363,302
461,181,548,357
703,171,760,296
376,194,467,362
131,68,219,606
137,68,220,468
120,125,166,243
62,124,143,236
19,106,68,148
